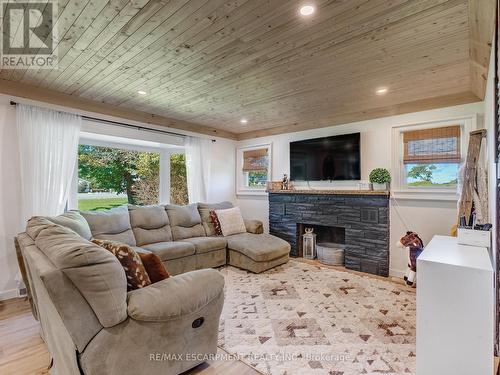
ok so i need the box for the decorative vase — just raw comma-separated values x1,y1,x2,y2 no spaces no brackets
372,182,387,191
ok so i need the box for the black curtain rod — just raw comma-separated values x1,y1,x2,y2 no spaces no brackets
9,100,202,140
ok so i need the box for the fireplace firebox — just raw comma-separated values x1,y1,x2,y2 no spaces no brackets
296,223,345,257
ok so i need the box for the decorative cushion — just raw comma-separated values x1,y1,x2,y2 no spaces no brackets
165,204,205,240
81,205,136,246
92,239,151,291
128,205,172,245
46,211,92,240
137,252,170,283
215,207,246,236
197,201,233,236
210,210,223,236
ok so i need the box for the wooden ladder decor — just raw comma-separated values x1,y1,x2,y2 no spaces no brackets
457,129,487,225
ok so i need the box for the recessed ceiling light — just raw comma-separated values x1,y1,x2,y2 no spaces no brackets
299,5,315,16
376,87,388,95
240,118,248,124
137,90,147,95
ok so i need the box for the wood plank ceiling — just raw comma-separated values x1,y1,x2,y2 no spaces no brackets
0,0,495,140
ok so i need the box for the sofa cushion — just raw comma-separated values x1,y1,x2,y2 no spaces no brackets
40,269,102,352
166,204,205,240
127,269,224,321
225,233,290,262
138,253,170,283
243,219,264,234
129,205,172,246
198,201,233,236
81,205,136,246
92,239,151,291
182,237,227,254
27,217,128,328
140,241,195,261
215,207,246,236
46,211,92,240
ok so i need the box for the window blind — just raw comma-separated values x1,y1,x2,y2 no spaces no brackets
403,125,461,164
243,148,269,172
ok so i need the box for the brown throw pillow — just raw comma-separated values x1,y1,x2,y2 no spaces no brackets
138,253,169,283
209,210,223,236
92,239,151,291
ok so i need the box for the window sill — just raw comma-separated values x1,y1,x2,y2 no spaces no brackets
391,189,459,201
236,189,268,197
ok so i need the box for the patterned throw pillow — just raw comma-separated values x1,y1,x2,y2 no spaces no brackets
92,239,151,291
137,252,170,283
209,210,223,236
214,207,247,236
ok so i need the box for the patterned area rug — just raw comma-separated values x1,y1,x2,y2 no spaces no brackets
218,260,416,375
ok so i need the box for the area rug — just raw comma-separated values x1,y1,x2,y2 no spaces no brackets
218,260,416,375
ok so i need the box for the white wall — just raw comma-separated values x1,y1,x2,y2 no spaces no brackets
237,102,485,277
0,93,236,299
208,138,237,203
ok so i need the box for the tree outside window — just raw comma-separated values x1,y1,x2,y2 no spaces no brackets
170,153,188,205
77,145,188,210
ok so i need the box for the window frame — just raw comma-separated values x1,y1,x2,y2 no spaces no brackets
236,143,272,196
391,115,477,201
69,136,184,210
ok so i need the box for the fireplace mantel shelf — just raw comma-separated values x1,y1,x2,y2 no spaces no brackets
268,189,389,196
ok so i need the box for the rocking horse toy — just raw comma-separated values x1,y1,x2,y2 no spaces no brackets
396,231,425,287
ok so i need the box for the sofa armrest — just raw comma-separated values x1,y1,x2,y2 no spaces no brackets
244,219,264,234
127,269,224,322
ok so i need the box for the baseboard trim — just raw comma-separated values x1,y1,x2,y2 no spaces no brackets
389,268,406,279
0,289,19,301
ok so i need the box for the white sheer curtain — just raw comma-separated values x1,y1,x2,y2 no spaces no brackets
17,104,81,223
184,136,212,203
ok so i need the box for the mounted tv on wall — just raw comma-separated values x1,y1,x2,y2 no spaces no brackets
290,133,361,181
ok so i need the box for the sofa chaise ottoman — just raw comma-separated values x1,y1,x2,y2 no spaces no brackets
226,232,291,273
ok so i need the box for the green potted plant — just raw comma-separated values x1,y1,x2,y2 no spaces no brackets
369,168,391,190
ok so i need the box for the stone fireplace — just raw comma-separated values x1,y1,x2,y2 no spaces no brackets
269,191,390,276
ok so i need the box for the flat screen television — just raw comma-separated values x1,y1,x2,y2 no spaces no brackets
290,133,361,181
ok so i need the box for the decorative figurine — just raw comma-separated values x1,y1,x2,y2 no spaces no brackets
282,173,289,190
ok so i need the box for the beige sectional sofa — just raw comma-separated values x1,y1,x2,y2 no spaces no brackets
16,201,290,375
76,202,290,276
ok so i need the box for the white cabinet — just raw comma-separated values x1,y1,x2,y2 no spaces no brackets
417,235,494,375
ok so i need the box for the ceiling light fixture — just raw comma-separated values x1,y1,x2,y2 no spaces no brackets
299,5,315,16
240,118,248,124
137,90,147,95
376,87,388,95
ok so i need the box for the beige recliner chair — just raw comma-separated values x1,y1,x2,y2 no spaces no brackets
17,216,224,375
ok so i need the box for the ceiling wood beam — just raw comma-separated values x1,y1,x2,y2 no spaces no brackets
468,0,496,99
0,79,237,140
235,91,480,140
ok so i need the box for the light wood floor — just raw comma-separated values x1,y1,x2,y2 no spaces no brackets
0,298,260,375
